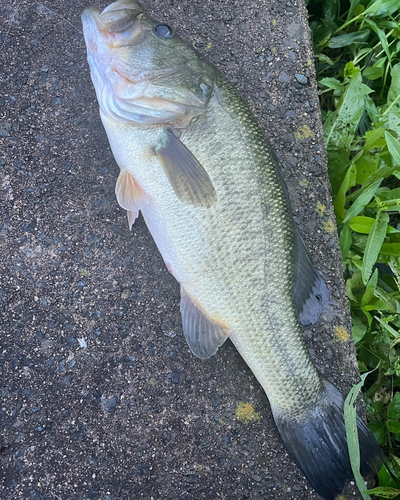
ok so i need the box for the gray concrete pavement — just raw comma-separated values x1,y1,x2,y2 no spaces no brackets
1,0,359,498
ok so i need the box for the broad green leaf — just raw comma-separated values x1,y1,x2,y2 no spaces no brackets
328,31,370,48
324,72,372,150
387,392,400,419
344,372,373,500
389,257,400,290
339,223,352,258
334,163,357,220
322,0,337,21
377,187,400,203
389,112,400,136
368,422,386,445
373,286,400,312
327,148,351,197
343,178,383,223
362,212,389,284
385,131,400,165
347,0,361,21
381,205,400,212
386,64,400,117
375,0,400,16
386,419,400,434
346,271,364,302
319,77,342,90
359,361,368,372
364,127,386,150
355,153,379,184
352,163,399,198
380,243,400,256
364,298,393,311
378,464,399,488
362,268,378,306
364,487,400,498
363,66,384,80
352,314,368,343
314,53,335,66
349,216,375,234
364,0,383,16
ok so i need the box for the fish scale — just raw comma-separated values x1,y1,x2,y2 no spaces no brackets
82,2,383,498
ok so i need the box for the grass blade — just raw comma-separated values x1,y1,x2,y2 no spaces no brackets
385,131,400,165
344,372,373,500
343,178,383,223
362,211,389,284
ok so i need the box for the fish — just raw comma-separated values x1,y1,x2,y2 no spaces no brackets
81,2,383,498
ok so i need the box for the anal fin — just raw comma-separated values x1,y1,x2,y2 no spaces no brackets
180,287,228,359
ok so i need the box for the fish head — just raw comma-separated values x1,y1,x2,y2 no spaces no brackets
81,0,215,126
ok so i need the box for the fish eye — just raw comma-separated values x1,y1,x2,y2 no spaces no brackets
155,24,174,38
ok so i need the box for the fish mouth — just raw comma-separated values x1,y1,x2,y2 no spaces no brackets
82,1,144,49
82,2,145,87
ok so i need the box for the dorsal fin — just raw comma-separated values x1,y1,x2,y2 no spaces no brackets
293,226,329,325
180,287,229,359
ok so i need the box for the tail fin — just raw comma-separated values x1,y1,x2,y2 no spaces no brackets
274,380,383,500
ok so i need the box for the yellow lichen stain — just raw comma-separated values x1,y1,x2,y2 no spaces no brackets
205,42,212,50
271,47,277,55
307,58,312,67
334,326,350,343
321,218,335,235
80,268,91,277
272,19,277,26
295,124,315,141
299,178,309,188
194,464,204,472
336,496,347,500
235,402,261,424
316,201,326,217
149,378,157,386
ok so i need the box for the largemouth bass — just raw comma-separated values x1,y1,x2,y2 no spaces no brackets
81,2,383,498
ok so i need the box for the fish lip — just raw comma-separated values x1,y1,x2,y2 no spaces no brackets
101,0,144,15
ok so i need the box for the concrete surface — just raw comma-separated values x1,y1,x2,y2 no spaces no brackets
0,0,361,498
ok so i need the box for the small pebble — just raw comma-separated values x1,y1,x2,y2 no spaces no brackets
278,71,291,84
295,73,308,85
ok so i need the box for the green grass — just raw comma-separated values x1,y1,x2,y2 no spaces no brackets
306,0,400,497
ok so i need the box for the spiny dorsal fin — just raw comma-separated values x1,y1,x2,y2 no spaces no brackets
293,226,329,325
180,287,228,359
155,130,217,208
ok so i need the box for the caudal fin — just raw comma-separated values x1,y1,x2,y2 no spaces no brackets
274,380,383,500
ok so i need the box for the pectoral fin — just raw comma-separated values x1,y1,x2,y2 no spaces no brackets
155,130,217,208
115,169,147,229
180,287,228,359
